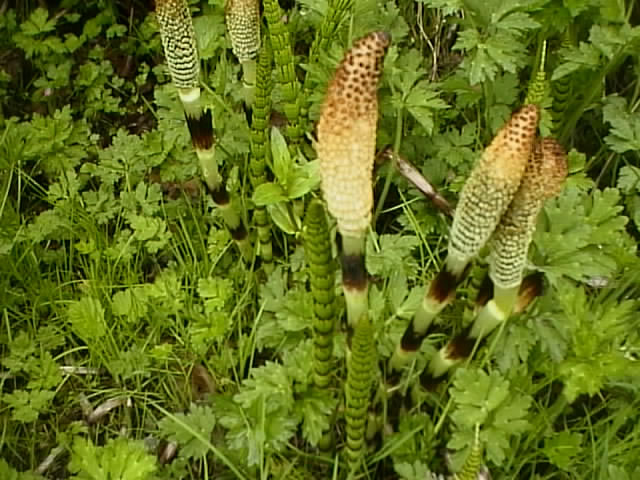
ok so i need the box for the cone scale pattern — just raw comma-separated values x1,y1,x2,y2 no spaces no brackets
489,138,568,288
316,31,390,238
447,105,539,274
225,0,261,63
156,0,199,91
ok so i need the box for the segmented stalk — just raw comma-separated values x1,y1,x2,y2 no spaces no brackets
300,0,355,121
524,41,547,106
316,31,390,327
250,39,274,267
262,0,302,143
156,0,251,259
390,105,540,371
225,0,260,92
455,430,484,480
551,35,573,136
345,315,376,473
303,200,338,390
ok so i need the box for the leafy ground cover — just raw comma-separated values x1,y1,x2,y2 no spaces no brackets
1,0,640,479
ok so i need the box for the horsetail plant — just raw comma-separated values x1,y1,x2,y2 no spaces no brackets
524,41,548,106
454,427,485,480
316,31,391,327
156,0,251,259
263,0,302,145
390,104,540,371
249,39,274,268
426,137,568,381
472,137,568,337
345,314,377,474
303,200,338,390
225,0,261,95
551,33,574,137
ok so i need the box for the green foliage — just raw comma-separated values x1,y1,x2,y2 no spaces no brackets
68,437,157,480
2,0,640,478
426,0,540,85
534,178,634,284
552,281,639,403
449,369,532,466
158,404,217,460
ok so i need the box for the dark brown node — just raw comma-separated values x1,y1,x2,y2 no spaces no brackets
208,185,230,206
341,253,368,290
185,109,214,150
446,329,476,360
420,369,445,391
514,272,544,313
400,322,426,352
229,222,248,241
428,265,468,304
475,272,493,307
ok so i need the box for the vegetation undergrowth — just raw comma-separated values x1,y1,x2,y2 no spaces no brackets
1,0,639,479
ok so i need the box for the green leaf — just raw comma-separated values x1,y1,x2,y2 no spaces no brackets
366,234,420,277
0,459,42,480
3,389,55,423
617,166,640,194
19,8,57,36
253,183,288,206
197,277,233,312
543,431,583,471
603,95,640,153
394,460,432,480
270,127,291,185
267,202,299,235
535,183,633,284
158,404,217,460
449,368,532,465
67,296,106,340
69,437,156,480
286,161,321,199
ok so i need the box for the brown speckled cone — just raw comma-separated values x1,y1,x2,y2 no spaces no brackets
448,105,540,269
489,137,568,288
316,31,390,238
156,0,199,90
225,0,261,62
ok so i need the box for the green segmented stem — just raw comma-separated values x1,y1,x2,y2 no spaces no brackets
250,40,274,267
156,0,251,259
303,200,338,390
300,0,355,121
345,315,376,473
524,42,547,106
455,429,483,480
390,106,540,372
262,0,302,144
551,35,573,136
